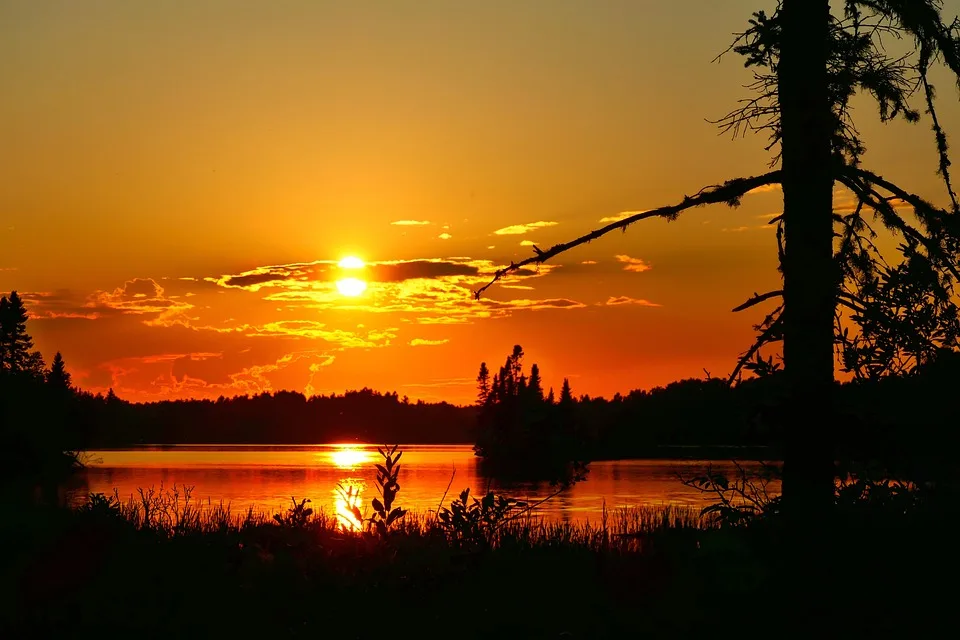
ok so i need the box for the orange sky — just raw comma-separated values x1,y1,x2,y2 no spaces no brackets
3,1,959,404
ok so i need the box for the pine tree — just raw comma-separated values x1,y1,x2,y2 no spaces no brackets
0,291,34,373
528,363,543,400
476,362,491,405
47,351,72,391
0,295,8,374
559,378,573,405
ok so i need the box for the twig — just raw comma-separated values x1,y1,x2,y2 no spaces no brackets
435,466,456,514
474,171,783,299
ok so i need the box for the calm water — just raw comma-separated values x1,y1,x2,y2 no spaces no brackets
71,445,780,525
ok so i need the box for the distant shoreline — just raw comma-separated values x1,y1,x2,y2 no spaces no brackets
81,442,781,462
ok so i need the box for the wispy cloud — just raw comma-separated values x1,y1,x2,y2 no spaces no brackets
438,233,452,240
604,296,661,307
391,220,431,226
493,221,558,235
92,278,195,315
615,255,652,273
599,210,647,223
747,183,782,195
409,338,450,347
581,260,597,265
519,240,537,247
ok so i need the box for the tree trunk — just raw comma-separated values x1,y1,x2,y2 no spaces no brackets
778,0,836,519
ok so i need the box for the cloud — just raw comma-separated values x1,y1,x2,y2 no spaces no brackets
248,320,395,348
391,220,431,226
417,316,472,325
519,240,538,247
438,233,452,240
604,296,661,307
599,210,647,223
615,255,652,273
484,298,585,311
747,183,782,195
92,278,195,315
409,338,450,347
581,260,597,265
493,221,558,235
401,377,475,388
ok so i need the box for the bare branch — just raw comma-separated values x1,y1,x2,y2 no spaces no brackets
474,171,783,299
732,290,784,313
727,306,784,385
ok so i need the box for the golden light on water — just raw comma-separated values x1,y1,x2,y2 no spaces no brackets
335,277,367,297
334,483,364,531
329,446,372,469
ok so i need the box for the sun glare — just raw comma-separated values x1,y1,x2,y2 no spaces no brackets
330,446,372,468
338,256,365,269
334,483,364,531
336,277,367,297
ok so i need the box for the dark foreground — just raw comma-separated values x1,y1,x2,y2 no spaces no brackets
0,483,954,640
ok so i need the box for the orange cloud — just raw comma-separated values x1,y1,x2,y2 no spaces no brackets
615,255,652,273
604,296,661,307
409,338,450,346
493,221,558,235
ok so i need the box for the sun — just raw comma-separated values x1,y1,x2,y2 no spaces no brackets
335,256,367,296
336,277,367,297
338,256,365,269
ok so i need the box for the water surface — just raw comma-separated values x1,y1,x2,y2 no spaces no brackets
73,444,780,525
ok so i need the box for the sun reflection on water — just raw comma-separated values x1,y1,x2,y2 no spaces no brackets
329,446,373,469
334,482,364,531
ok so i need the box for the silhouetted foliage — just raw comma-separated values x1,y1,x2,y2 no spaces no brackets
46,351,71,392
0,291,86,495
473,345,588,484
474,2,960,526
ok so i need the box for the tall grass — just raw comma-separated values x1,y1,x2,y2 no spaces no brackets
79,484,711,553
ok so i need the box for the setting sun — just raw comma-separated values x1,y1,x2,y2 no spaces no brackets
335,277,367,297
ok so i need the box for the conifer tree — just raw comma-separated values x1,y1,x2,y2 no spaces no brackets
476,361,491,405
559,378,574,406
47,351,72,391
0,291,33,374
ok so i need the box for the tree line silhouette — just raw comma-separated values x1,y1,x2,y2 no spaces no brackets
1,291,85,493
4,291,959,476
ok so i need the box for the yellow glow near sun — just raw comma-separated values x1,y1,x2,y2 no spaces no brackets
336,277,367,297
338,256,365,269
330,446,372,468
335,257,367,296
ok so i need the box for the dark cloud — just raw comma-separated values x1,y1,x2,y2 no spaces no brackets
367,260,479,282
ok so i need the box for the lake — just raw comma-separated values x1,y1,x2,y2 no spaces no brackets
70,444,780,525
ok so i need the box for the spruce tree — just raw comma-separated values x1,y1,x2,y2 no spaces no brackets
559,378,573,405
0,295,8,374
476,362,491,405
528,363,543,401
0,291,33,373
47,351,72,391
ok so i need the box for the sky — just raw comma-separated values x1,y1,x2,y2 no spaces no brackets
3,0,960,404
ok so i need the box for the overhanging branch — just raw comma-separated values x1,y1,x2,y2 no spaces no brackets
474,171,783,299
